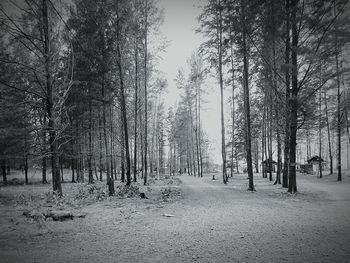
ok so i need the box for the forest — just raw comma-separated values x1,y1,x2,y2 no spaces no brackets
0,0,350,262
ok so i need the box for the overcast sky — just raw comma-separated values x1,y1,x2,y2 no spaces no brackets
158,0,223,164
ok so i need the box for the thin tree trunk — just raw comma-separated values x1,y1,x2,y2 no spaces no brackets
268,99,273,181
230,49,235,178
334,0,342,181
24,154,28,185
195,87,200,178
143,0,148,185
109,106,115,183
70,119,76,183
198,82,203,177
98,108,103,181
186,139,191,175
1,159,6,184
274,104,282,185
133,39,139,182
42,116,47,184
319,89,323,178
231,84,235,178
43,0,61,195
324,91,333,174
140,116,144,179
102,78,112,193
255,139,259,173
60,157,64,182
282,0,291,188
118,63,132,186
262,99,267,178
241,0,254,191
188,100,197,177
42,153,47,184
288,0,298,193
88,90,93,184
218,0,227,184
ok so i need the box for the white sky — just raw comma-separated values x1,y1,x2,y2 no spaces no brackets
157,0,223,164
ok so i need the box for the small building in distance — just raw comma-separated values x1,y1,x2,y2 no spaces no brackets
306,155,326,175
262,158,277,173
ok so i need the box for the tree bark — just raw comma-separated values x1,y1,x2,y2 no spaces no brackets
218,0,227,184
334,1,342,181
282,0,291,188
143,0,149,185
133,39,139,182
288,0,298,193
2,159,7,184
88,89,94,184
98,108,103,181
121,127,125,183
42,116,47,184
241,0,254,191
324,91,333,174
115,26,132,185
319,89,323,178
230,44,235,178
42,0,61,195
262,98,267,178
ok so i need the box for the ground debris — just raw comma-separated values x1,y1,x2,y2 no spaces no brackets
161,187,182,201
116,184,140,198
23,209,86,221
139,193,148,199
46,210,73,221
162,213,175,217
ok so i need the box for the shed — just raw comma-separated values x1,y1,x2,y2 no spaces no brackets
262,158,277,173
307,155,326,175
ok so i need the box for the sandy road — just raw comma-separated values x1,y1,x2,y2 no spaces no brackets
1,173,350,263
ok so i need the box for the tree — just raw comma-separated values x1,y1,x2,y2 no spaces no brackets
198,0,228,184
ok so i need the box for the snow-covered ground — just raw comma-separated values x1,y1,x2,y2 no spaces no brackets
0,170,349,262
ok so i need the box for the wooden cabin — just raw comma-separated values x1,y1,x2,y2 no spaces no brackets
262,158,277,173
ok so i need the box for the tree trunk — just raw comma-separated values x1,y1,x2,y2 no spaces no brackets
42,116,47,184
60,157,64,182
268,100,273,181
24,153,28,185
121,126,125,183
198,82,203,177
61,158,65,182
2,159,7,184
117,48,132,186
241,0,254,191
324,91,333,174
275,126,282,185
282,0,291,188
144,0,148,185
195,87,200,178
334,1,342,181
88,91,94,184
109,106,115,183
43,0,61,195
70,119,76,183
319,89,323,178
218,0,227,184
274,104,282,185
140,115,144,179
133,40,139,182
102,78,112,193
42,155,47,184
230,48,235,178
262,99,267,178
288,0,298,193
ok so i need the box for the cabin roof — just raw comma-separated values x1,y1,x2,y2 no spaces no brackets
262,158,277,164
307,155,325,164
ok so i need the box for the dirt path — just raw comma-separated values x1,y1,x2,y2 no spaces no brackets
1,174,350,263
